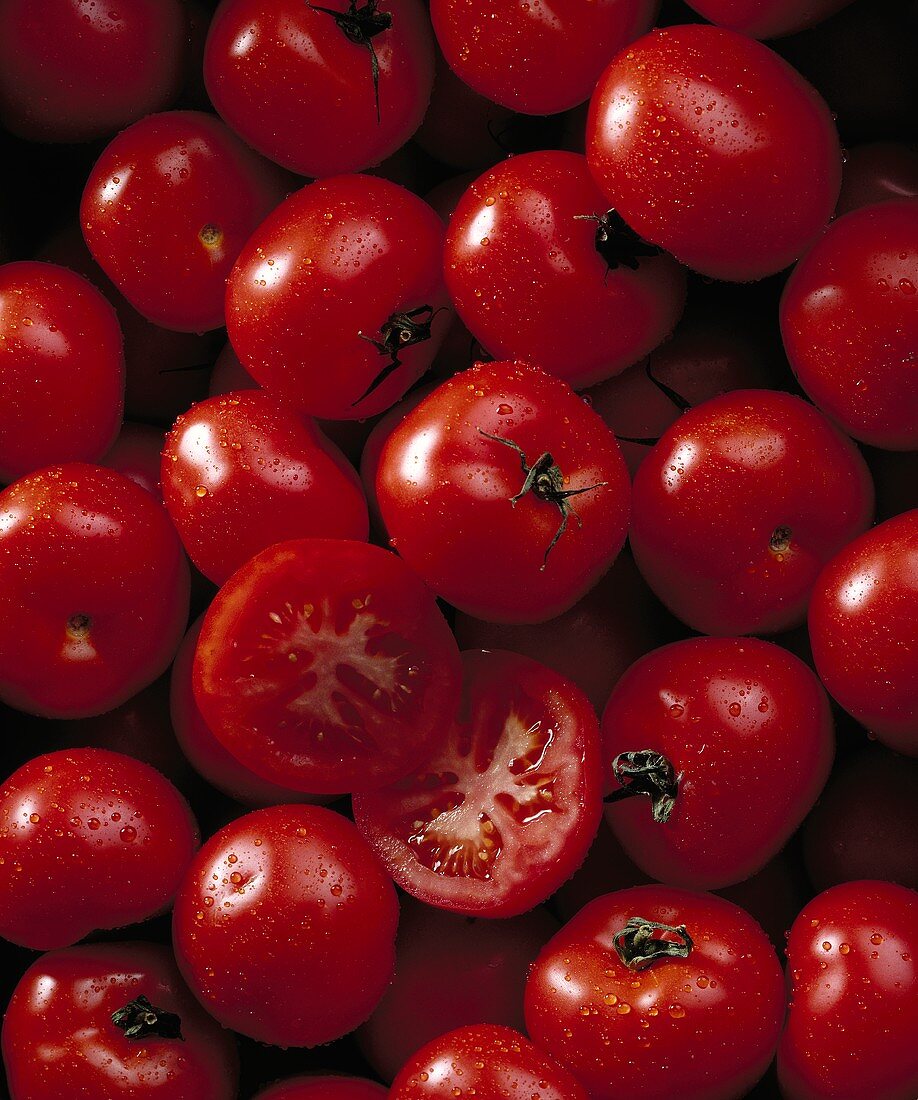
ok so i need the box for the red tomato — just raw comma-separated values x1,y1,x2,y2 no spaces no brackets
779,881,918,1100
390,1024,587,1100
836,141,918,216
681,0,854,38
808,510,918,755
525,886,785,1100
162,391,369,585
2,940,238,1100
172,803,399,1047
0,464,189,718
781,200,918,450
359,897,558,1082
227,176,449,420
204,0,434,177
601,637,834,889
375,360,631,623
193,538,461,794
0,0,186,142
0,261,123,484
629,390,874,635
255,1078,386,1100
444,151,686,389
587,25,841,280
353,649,603,917
81,111,288,332
430,0,656,115
101,422,165,499
0,748,198,950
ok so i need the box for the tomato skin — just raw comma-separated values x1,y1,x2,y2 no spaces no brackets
781,200,918,450
444,151,686,389
778,881,918,1100
172,803,399,1047
0,261,124,484
227,175,450,420
0,748,198,950
1,940,239,1100
587,25,841,281
836,142,918,216
430,0,656,115
390,1024,588,1100
681,0,854,38
808,510,918,755
376,360,631,623
630,390,874,636
255,1078,386,1100
204,0,434,178
0,464,190,718
101,422,165,499
353,649,603,917
601,636,833,889
81,111,288,333
162,391,369,585
525,886,785,1100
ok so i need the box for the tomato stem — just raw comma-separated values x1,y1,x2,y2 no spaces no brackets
613,916,694,970
111,995,184,1041
603,749,680,823
309,1,392,123
574,209,661,276
355,305,445,404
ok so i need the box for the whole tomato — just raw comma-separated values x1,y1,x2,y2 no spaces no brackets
836,141,918,215
525,886,785,1100
680,0,854,38
255,1079,386,1100
779,881,918,1100
375,360,631,623
172,803,399,1047
587,25,841,280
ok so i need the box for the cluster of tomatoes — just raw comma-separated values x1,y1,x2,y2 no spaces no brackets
0,0,916,1097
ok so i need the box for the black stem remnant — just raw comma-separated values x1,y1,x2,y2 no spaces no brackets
309,1,392,122
111,995,184,1041
574,209,661,277
354,305,445,405
613,917,694,970
603,750,681,823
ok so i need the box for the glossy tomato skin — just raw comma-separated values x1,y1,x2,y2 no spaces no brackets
255,1078,386,1100
0,464,190,718
525,886,785,1100
162,391,369,585
444,151,686,389
430,0,656,115
359,897,559,1082
390,1024,587,1100
0,748,198,950
193,538,461,794
601,637,833,889
81,110,288,332
781,200,918,450
204,0,434,177
172,803,399,1047
2,940,238,1100
353,649,603,917
0,0,186,143
587,25,841,281
0,261,124,484
681,0,854,38
808,510,918,755
376,360,631,623
101,422,165,499
227,176,449,420
778,881,918,1100
630,390,875,636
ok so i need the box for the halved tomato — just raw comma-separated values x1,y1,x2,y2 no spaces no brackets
353,649,603,916
193,539,462,794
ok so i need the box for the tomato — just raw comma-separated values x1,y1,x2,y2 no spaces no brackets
390,1024,587,1100
836,141,918,216
0,261,123,484
2,940,238,1099
0,0,186,143
587,25,841,280
443,151,686,389
204,0,434,178
525,886,785,1100
780,200,918,450
193,538,461,794
778,880,918,1100
0,748,198,950
172,803,399,1047
101,422,165,499
353,649,603,917
430,0,656,115
601,637,833,889
81,110,288,332
680,0,854,38
162,391,369,585
375,359,631,623
0,464,189,718
227,175,449,420
808,510,918,756
255,1078,386,1100
629,390,875,636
